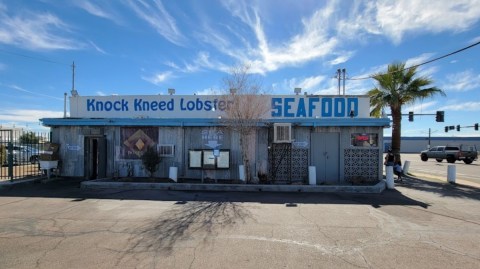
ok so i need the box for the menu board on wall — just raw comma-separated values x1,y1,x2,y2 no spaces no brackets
188,150,202,168
188,149,230,169
217,151,230,169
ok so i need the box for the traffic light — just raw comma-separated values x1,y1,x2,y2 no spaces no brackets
456,125,460,131
475,123,479,131
408,111,414,122
435,111,444,122
445,126,449,132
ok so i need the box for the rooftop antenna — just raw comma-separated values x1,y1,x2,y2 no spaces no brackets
71,61,78,97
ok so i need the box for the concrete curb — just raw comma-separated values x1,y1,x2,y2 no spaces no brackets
81,179,386,193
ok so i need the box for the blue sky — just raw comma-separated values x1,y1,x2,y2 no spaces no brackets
0,0,479,137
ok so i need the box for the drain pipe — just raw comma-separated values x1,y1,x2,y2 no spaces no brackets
63,92,67,118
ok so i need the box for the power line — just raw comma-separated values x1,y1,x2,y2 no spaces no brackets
348,40,480,81
0,48,70,66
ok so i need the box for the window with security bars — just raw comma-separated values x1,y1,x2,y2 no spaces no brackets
157,144,175,157
274,123,292,143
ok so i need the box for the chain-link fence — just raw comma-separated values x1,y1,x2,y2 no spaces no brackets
0,129,51,181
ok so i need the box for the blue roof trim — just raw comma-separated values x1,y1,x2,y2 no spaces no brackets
40,117,390,127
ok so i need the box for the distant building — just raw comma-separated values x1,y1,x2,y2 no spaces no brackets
383,137,480,153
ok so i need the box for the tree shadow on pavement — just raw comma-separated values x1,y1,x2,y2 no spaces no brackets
122,200,251,259
395,174,480,201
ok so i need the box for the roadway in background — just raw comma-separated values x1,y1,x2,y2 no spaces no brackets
400,153,480,186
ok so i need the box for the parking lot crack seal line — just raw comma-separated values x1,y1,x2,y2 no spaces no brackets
403,205,480,226
423,234,480,261
0,197,30,207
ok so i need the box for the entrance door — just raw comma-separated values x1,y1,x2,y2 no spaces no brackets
84,136,106,179
311,133,339,184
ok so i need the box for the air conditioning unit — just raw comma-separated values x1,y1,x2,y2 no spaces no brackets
157,144,175,157
274,123,292,143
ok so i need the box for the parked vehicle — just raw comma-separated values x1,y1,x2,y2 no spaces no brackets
420,145,478,164
1,145,43,166
15,146,44,164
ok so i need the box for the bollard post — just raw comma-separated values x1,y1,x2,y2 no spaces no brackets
447,165,456,184
308,166,316,185
386,166,395,189
239,165,245,182
403,160,410,175
169,167,178,182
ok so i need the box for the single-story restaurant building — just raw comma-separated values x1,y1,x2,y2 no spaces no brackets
41,94,390,184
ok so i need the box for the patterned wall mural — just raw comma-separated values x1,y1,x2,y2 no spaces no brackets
120,127,158,159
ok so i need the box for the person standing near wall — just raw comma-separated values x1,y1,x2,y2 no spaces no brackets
384,149,394,166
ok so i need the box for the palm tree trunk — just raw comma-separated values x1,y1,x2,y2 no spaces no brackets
391,105,402,161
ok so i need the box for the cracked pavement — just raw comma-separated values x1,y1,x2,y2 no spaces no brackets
0,178,479,269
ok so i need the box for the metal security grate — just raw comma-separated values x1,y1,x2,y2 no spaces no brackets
268,143,308,183
1,129,50,181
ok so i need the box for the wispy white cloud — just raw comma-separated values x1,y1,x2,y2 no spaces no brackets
470,36,480,44
210,1,343,74
328,51,355,66
88,40,107,54
0,109,64,123
439,101,480,111
338,0,480,45
375,0,480,43
74,0,122,24
4,84,64,100
442,69,480,92
282,75,327,93
142,71,173,85
126,0,185,46
404,100,438,113
0,7,84,50
194,88,218,95
405,53,435,67
162,0,480,77
164,52,230,75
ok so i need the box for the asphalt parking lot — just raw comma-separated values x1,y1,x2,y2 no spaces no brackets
0,177,479,269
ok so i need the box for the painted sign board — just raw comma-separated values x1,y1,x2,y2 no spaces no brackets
70,95,370,119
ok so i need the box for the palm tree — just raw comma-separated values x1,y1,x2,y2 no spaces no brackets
368,62,445,160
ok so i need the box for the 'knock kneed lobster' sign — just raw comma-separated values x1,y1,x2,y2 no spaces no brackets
70,95,370,119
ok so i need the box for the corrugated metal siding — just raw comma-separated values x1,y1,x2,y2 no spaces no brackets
50,124,386,182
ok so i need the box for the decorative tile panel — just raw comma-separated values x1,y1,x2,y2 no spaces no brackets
269,144,308,183
344,148,379,183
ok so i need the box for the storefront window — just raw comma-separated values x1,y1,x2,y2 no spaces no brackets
351,133,378,147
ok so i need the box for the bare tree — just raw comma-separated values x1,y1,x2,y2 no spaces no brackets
221,65,270,183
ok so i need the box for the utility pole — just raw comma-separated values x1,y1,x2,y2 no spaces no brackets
72,61,75,92
428,128,431,149
337,69,341,95
342,68,346,95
